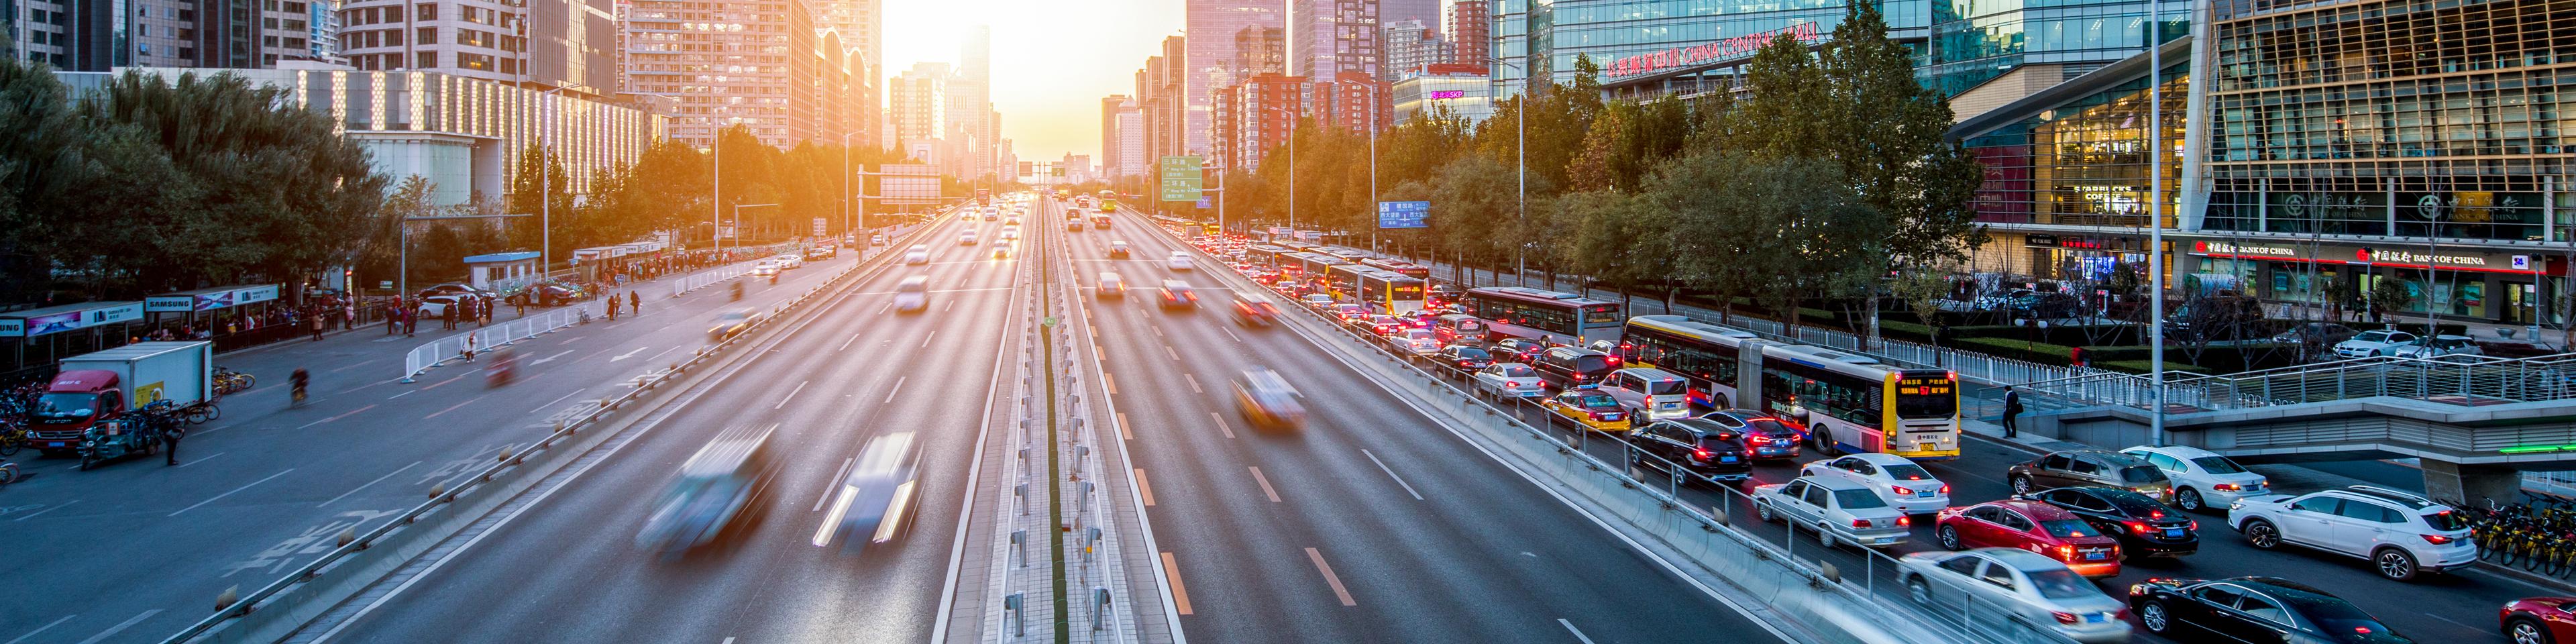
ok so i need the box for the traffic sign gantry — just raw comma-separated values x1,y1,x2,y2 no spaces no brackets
1159,156,1203,202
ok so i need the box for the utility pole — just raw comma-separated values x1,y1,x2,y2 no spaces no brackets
2147,5,2167,446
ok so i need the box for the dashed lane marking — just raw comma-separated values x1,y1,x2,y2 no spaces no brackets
1184,373,1203,394
1362,449,1426,500
1208,412,1236,439
1135,468,1156,506
1305,547,1357,606
1161,552,1194,615
1248,466,1281,502
4,614,75,644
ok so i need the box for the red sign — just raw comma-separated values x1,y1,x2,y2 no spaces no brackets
1609,21,1824,77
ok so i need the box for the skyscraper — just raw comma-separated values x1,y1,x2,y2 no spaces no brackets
1444,0,1489,72
1381,18,1448,79
810,0,882,78
1184,0,1281,156
1288,0,1378,79
1233,25,1285,75
1380,0,1439,37
620,0,824,148
889,62,953,150
1102,95,1132,178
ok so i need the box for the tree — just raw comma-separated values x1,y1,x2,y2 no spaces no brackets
506,144,574,257
1819,1,1988,346
1892,270,1951,347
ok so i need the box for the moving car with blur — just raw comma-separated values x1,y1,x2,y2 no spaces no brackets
2226,485,2474,581
817,431,923,553
2007,449,2174,502
1158,280,1198,309
1473,363,1546,398
1800,453,1947,514
1540,388,1632,432
1898,548,2133,643
1752,476,1912,549
1231,293,1280,327
2127,576,2410,643
902,245,930,265
2390,334,2483,359
2030,486,2197,557
1232,368,1307,431
894,276,930,313
708,308,761,343
1935,499,2123,577
1629,418,1753,484
1167,251,1193,271
635,426,779,557
2119,445,2266,513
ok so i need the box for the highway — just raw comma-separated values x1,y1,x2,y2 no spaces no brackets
1068,207,1790,644
290,209,1013,643
0,233,898,644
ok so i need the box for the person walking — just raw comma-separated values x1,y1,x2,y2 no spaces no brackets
606,296,620,321
402,304,417,337
441,302,457,330
2001,386,2024,439
310,313,326,341
629,291,641,315
161,421,183,466
385,304,399,335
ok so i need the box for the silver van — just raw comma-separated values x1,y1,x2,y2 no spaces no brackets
1600,367,1690,421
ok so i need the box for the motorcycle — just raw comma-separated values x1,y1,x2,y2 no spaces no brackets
487,348,518,387
730,282,745,301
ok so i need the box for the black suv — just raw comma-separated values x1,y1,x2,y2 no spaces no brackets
1629,419,1753,484
1697,409,1805,460
1436,345,1493,373
1535,346,1617,389
2031,486,2198,557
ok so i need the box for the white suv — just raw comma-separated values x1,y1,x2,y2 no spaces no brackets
2227,485,2475,581
2390,334,2483,359
2120,445,2267,513
2332,329,2416,358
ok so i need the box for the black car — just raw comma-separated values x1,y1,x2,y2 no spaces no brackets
1697,409,1805,460
1436,345,1493,373
1629,419,1753,484
2129,576,2412,643
1492,338,1546,364
2031,486,2198,557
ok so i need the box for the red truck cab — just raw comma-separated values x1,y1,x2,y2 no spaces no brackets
28,370,124,452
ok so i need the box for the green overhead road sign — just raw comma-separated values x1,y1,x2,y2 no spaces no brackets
1159,156,1203,202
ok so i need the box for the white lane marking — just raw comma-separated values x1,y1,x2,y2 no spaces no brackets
525,349,576,366
533,390,581,413
883,376,908,403
174,451,227,468
386,390,416,399
1184,373,1203,394
839,333,863,352
170,469,295,517
72,609,161,644
1220,327,1243,343
1151,324,1163,337
721,639,736,644
876,302,892,315
1248,466,1282,502
920,329,939,348
1305,547,1357,606
319,461,421,507
946,299,957,312
1360,449,1426,500
775,380,810,409
607,345,649,362
11,499,75,522
1560,619,1597,644
1163,345,1179,362
813,457,857,511
1208,412,1236,439
643,345,680,363
5,614,75,644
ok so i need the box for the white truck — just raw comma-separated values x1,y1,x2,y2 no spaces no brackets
25,341,214,455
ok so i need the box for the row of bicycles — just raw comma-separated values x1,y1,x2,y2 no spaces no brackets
2447,491,2576,577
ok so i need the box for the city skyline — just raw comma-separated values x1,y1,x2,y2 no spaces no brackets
883,0,1183,160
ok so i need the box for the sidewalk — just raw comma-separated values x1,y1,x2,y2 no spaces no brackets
2259,300,2564,351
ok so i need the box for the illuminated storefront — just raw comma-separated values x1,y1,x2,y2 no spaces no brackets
1951,40,2187,284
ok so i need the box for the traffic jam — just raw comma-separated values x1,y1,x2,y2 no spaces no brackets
1143,217,2555,644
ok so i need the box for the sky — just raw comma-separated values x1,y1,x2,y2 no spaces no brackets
882,0,1186,162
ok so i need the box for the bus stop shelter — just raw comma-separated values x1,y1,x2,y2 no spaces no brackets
144,284,282,333
0,300,146,379
462,252,541,292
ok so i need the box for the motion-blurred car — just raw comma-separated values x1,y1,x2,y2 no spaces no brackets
2270,322,2359,346
1231,293,1280,327
2031,486,2197,558
894,276,930,313
708,308,761,343
1158,280,1198,309
1474,363,1546,398
1935,499,2123,577
1899,549,2133,643
2390,334,2483,359
2007,449,2174,502
2129,576,2410,643
752,260,781,276
1167,251,1193,271
2119,445,2266,513
1540,388,1632,432
635,425,779,557
902,245,930,265
1801,453,1948,514
817,431,923,552
1232,368,1307,431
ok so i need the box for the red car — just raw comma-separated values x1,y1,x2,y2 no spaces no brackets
1933,499,2123,578
2502,597,2576,644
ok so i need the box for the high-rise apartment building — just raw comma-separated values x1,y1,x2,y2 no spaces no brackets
1381,18,1448,79
809,0,880,78
14,0,333,70
1288,0,1377,79
1232,25,1284,75
619,0,822,148
335,0,614,93
1212,72,1304,173
889,62,952,148
1308,70,1389,133
1114,98,1145,178
1101,95,1130,178
1184,0,1281,156
1380,0,1438,36
1135,35,1185,168
1444,0,1487,72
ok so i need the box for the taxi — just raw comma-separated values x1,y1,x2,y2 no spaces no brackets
1540,388,1633,432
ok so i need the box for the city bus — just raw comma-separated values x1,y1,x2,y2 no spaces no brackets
1360,258,1431,280
1456,286,1623,347
1320,247,1373,262
1289,252,1350,279
1754,343,1961,461
1356,270,1427,314
1277,241,1321,254
1325,264,1374,301
1244,245,1289,268
1621,315,1763,409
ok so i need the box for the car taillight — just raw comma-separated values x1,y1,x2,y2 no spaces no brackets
2188,520,2198,531
2126,521,2152,534
1939,484,1951,495
1897,516,1911,527
2212,483,2241,492
2051,611,2080,625
1851,518,1873,529
1748,435,1769,445
2055,545,2074,560
2423,534,2455,545
1692,448,1712,462
1892,485,1913,496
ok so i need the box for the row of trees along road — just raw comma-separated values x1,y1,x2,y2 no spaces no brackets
1214,3,1985,348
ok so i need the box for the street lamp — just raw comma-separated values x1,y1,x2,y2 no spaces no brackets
1492,58,1529,286
1259,105,1301,233
529,86,571,274
842,131,860,242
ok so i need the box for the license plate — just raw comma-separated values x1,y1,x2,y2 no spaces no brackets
2084,614,2108,624
1720,456,1739,463
1917,490,1937,498
1603,414,1621,421
2084,551,2106,561
2164,529,2184,538
46,442,65,448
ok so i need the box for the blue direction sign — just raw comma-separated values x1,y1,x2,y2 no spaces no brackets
1377,201,1430,229
1196,197,1213,209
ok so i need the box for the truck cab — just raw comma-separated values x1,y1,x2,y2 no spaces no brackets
29,370,125,453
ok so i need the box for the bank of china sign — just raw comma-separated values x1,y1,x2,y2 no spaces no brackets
1609,22,1823,78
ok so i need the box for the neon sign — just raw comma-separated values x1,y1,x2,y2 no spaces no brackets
1427,90,1467,99
1609,21,1824,77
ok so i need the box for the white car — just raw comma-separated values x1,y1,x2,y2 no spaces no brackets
1897,549,2133,644
2227,485,2475,580
2331,329,2416,358
1473,363,1548,398
1386,328,1441,355
1167,251,1193,271
2119,445,2267,513
1799,453,1950,515
773,254,803,269
752,260,780,276
959,231,978,246
894,275,929,313
2390,334,2483,359
1752,476,1912,549
902,245,929,265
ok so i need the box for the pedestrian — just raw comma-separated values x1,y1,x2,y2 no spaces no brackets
442,302,457,330
2001,386,2023,439
310,313,325,341
607,297,620,321
462,332,478,362
629,290,640,315
513,295,525,317
402,305,417,337
385,304,398,335
162,423,183,466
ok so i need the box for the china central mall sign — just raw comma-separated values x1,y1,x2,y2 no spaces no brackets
1609,21,1823,78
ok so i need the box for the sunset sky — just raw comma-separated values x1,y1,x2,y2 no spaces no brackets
883,0,1187,161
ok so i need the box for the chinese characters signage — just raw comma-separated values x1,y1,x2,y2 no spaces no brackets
1609,21,1823,78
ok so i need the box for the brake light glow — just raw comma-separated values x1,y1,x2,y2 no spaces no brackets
1892,485,1913,496
2051,611,2080,625
2422,534,2455,545
1693,447,1712,462
2055,545,2074,560
1897,516,1911,527
1851,518,1873,529
2126,521,2151,533
2188,520,2198,531
1939,484,1951,495
2212,483,2241,492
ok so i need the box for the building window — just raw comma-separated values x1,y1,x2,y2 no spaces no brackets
417,51,437,67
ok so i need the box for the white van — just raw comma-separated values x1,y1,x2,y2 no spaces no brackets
894,275,929,313
1600,367,1690,421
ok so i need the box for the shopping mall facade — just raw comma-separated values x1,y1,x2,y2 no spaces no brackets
1519,0,2576,326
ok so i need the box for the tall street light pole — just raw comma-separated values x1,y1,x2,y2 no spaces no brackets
2147,1,2168,445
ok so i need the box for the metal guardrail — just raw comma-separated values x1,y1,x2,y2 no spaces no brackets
397,301,602,382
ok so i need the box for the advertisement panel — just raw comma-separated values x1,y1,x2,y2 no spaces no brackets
24,311,83,336
233,284,279,306
146,296,197,313
1377,201,1431,229
0,318,18,337
877,164,941,204
84,303,143,327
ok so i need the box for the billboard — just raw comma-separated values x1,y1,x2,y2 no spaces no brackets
877,164,941,204
1377,201,1430,229
1159,156,1203,202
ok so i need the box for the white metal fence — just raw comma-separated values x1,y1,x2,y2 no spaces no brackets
399,299,603,382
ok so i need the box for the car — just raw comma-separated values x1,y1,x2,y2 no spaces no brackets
2127,576,2411,643
1491,338,1546,364
1167,251,1193,271
1004,216,1020,225
2006,449,2175,502
1801,453,1948,514
416,294,467,317
1935,499,2124,577
1108,241,1131,258
753,260,782,276
415,282,495,301
2031,486,2198,557
1300,294,1334,311
1097,272,1126,299
2500,597,2576,644
2226,485,2475,581
1752,476,1913,549
634,425,780,557
1232,368,1306,431
1630,418,1754,484
1363,315,1406,336
894,275,929,313
1534,346,1617,388
707,308,761,343
1474,363,1547,398
1230,294,1280,327
2390,334,2483,359
1387,328,1442,354
1540,388,1633,432
902,245,930,265
959,231,979,246
1330,303,1369,325
773,254,803,269
1701,409,1806,460
1898,549,2133,644
803,247,835,260
2271,322,2360,346
819,431,924,552
2332,329,2418,358
1157,280,1198,309
2119,445,2268,513
1597,367,1690,421
1436,345,1493,372
999,226,1019,241
870,233,890,246
991,246,1010,260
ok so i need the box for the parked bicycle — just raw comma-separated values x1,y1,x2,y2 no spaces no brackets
213,366,256,395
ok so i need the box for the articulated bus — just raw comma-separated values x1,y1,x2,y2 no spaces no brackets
1244,245,1289,268
1360,258,1431,279
1756,344,1961,461
1277,241,1322,254
1621,315,1764,409
1356,270,1427,314
1456,286,1623,347
1325,264,1374,301
1291,252,1350,279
